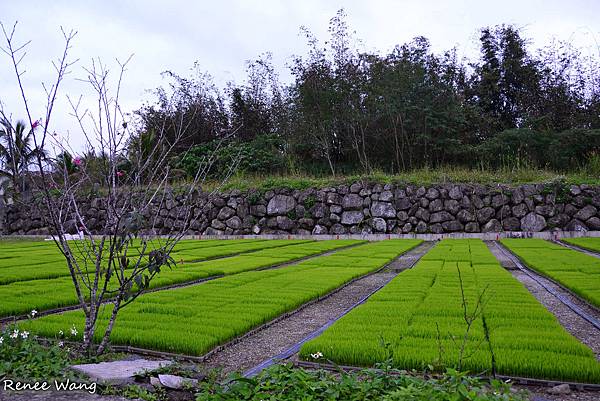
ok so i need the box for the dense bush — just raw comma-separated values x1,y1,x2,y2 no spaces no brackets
196,364,526,401
175,134,286,178
0,324,72,380
130,10,600,177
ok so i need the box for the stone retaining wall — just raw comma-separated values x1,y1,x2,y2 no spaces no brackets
3,182,600,235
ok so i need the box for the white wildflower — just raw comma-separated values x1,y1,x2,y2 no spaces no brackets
58,341,64,347
0,337,3,345
58,330,64,336
70,326,78,336
20,331,29,339
30,309,37,317
10,329,19,339
310,351,323,359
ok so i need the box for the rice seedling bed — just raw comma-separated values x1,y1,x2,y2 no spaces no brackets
20,240,422,357
501,239,600,309
561,237,600,254
0,240,362,318
0,239,309,285
300,239,600,383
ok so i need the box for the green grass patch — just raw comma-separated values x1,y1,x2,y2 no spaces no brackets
195,363,526,401
203,167,600,192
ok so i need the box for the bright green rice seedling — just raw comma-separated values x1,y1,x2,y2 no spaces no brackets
300,239,600,383
562,237,600,253
21,240,422,356
0,239,311,285
169,239,311,262
0,240,362,317
501,238,600,308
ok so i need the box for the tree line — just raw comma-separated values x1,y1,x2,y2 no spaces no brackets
4,10,600,184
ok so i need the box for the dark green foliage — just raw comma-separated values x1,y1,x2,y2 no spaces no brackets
0,325,73,380
246,190,262,205
133,12,600,177
303,194,317,210
175,134,285,178
196,364,526,401
0,118,45,194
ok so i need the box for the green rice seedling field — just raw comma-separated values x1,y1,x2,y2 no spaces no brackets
0,239,312,285
169,239,312,262
562,237,600,253
501,238,600,308
20,240,422,356
0,239,362,317
300,239,600,383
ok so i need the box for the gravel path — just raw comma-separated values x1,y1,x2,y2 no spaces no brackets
486,241,600,359
201,242,435,374
525,387,600,401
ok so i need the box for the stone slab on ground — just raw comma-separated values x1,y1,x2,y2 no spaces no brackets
157,374,199,389
71,359,172,384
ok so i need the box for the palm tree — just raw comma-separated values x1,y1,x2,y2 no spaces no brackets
0,118,45,193
55,151,79,176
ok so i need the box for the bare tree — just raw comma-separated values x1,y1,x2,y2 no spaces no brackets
454,266,490,373
1,22,238,355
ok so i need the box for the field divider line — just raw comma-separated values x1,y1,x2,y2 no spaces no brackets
242,241,436,377
0,242,364,325
90,242,429,364
491,241,600,330
293,360,600,391
552,239,600,259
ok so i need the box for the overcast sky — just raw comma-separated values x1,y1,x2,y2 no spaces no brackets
1,0,599,153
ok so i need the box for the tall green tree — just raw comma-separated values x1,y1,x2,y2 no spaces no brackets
470,26,541,137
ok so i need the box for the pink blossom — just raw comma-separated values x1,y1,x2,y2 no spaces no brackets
73,158,82,166
116,171,124,177
31,120,40,129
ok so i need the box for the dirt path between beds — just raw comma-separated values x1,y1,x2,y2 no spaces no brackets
201,241,435,374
